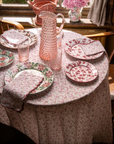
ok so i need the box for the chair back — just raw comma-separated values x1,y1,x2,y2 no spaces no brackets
85,31,114,63
0,20,24,34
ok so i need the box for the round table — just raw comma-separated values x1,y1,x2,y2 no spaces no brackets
0,28,113,144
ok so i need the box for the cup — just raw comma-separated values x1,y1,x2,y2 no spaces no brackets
50,46,62,70
17,38,29,62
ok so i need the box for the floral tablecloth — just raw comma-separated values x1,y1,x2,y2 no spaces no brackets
0,28,113,144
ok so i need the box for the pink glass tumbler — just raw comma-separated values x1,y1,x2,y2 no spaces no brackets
50,47,62,70
17,38,29,62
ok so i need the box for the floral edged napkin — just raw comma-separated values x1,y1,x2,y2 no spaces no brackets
1,29,28,46
73,38,105,56
1,71,44,111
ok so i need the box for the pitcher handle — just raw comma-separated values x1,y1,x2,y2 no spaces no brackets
56,13,65,35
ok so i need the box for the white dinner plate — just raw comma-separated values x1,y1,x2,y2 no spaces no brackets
65,61,98,83
65,39,103,60
0,30,37,49
5,62,54,94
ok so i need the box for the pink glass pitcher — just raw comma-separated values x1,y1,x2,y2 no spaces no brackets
39,11,65,60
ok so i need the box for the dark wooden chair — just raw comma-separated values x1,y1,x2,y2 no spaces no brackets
0,19,24,34
84,31,114,100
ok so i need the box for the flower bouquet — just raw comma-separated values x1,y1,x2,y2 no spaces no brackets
62,0,90,22
62,0,90,9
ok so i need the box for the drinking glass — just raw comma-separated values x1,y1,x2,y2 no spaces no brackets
50,46,62,70
57,31,63,48
17,38,29,62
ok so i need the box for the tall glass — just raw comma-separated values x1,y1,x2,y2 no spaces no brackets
50,46,62,70
17,38,29,62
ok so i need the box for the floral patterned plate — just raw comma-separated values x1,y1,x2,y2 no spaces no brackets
0,30,37,49
4,62,54,94
65,39,103,60
0,49,14,68
65,61,98,83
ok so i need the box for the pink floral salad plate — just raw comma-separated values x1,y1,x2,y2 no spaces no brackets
65,39,103,60
5,62,54,94
0,30,37,49
65,61,98,83
0,49,14,68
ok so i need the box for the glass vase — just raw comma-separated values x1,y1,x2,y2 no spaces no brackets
68,7,82,22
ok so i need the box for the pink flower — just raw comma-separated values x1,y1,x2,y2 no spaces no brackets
9,59,13,63
0,62,5,66
38,64,45,71
43,82,50,87
62,0,90,9
9,53,13,57
46,71,53,77
1,51,6,55
0,57,6,61
24,62,32,68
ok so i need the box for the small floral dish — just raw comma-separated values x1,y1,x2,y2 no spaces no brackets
65,61,98,83
0,30,37,49
5,62,54,94
0,49,14,68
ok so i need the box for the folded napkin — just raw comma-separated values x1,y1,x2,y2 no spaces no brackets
74,38,105,56
19,30,35,38
1,71,44,111
1,29,28,46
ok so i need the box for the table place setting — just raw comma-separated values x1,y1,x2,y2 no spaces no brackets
65,37,105,60
0,60,54,111
0,29,37,49
4,62,54,94
1,71,44,111
1,29,29,46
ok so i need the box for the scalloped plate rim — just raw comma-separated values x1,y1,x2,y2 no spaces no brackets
65,61,98,83
0,49,14,68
